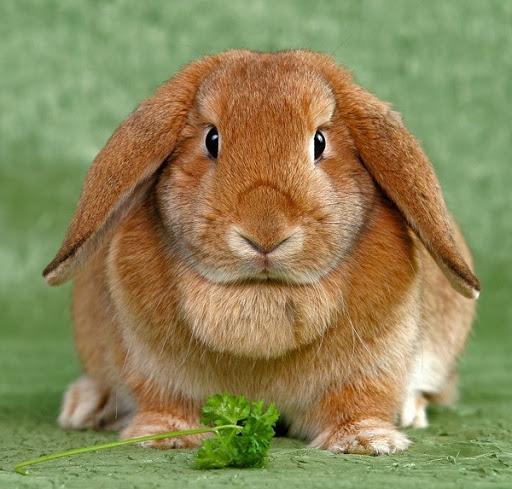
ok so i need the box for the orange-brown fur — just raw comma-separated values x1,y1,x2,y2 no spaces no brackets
46,50,479,454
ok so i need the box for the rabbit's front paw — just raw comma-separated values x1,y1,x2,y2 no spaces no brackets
310,418,410,455
121,412,206,449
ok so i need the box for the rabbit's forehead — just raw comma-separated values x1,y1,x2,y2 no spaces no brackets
196,60,335,131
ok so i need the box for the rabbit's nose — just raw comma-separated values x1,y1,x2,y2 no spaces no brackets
238,232,292,255
228,225,304,261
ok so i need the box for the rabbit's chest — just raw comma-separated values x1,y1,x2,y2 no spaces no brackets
175,274,342,358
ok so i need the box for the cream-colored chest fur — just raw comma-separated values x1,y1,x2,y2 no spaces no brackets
175,264,342,358
109,256,344,402
110,265,418,427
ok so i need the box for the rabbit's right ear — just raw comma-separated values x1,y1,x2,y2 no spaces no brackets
43,53,240,286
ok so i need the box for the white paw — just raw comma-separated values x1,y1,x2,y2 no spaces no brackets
58,375,133,430
401,391,429,428
311,419,411,455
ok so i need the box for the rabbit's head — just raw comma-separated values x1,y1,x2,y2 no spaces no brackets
155,56,370,285
44,50,480,300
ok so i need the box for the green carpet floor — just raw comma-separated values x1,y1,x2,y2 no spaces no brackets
1,1,511,488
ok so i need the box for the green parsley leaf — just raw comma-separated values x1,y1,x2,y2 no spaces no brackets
196,394,280,469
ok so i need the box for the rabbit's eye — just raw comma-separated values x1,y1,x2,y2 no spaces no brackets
314,130,326,161
205,127,219,159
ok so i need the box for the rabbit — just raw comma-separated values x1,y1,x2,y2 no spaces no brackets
44,49,480,455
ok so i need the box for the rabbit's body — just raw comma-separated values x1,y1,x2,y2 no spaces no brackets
49,50,479,454
61,182,474,452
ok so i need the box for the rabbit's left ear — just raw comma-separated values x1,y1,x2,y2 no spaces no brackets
325,65,480,299
42,53,233,286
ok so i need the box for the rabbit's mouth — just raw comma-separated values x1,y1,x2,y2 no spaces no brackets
224,225,311,283
181,247,342,287
174,217,348,286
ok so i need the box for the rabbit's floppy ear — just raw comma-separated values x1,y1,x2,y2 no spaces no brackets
328,68,480,299
43,54,229,286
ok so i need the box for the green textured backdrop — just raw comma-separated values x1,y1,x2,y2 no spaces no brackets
1,1,511,488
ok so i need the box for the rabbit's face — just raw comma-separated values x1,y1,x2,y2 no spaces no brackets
157,59,373,285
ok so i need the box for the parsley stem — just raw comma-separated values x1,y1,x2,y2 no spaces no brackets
14,424,241,475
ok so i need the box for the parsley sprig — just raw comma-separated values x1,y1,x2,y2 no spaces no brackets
197,394,279,469
14,394,279,475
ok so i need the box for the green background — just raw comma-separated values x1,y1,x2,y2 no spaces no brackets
1,1,511,488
